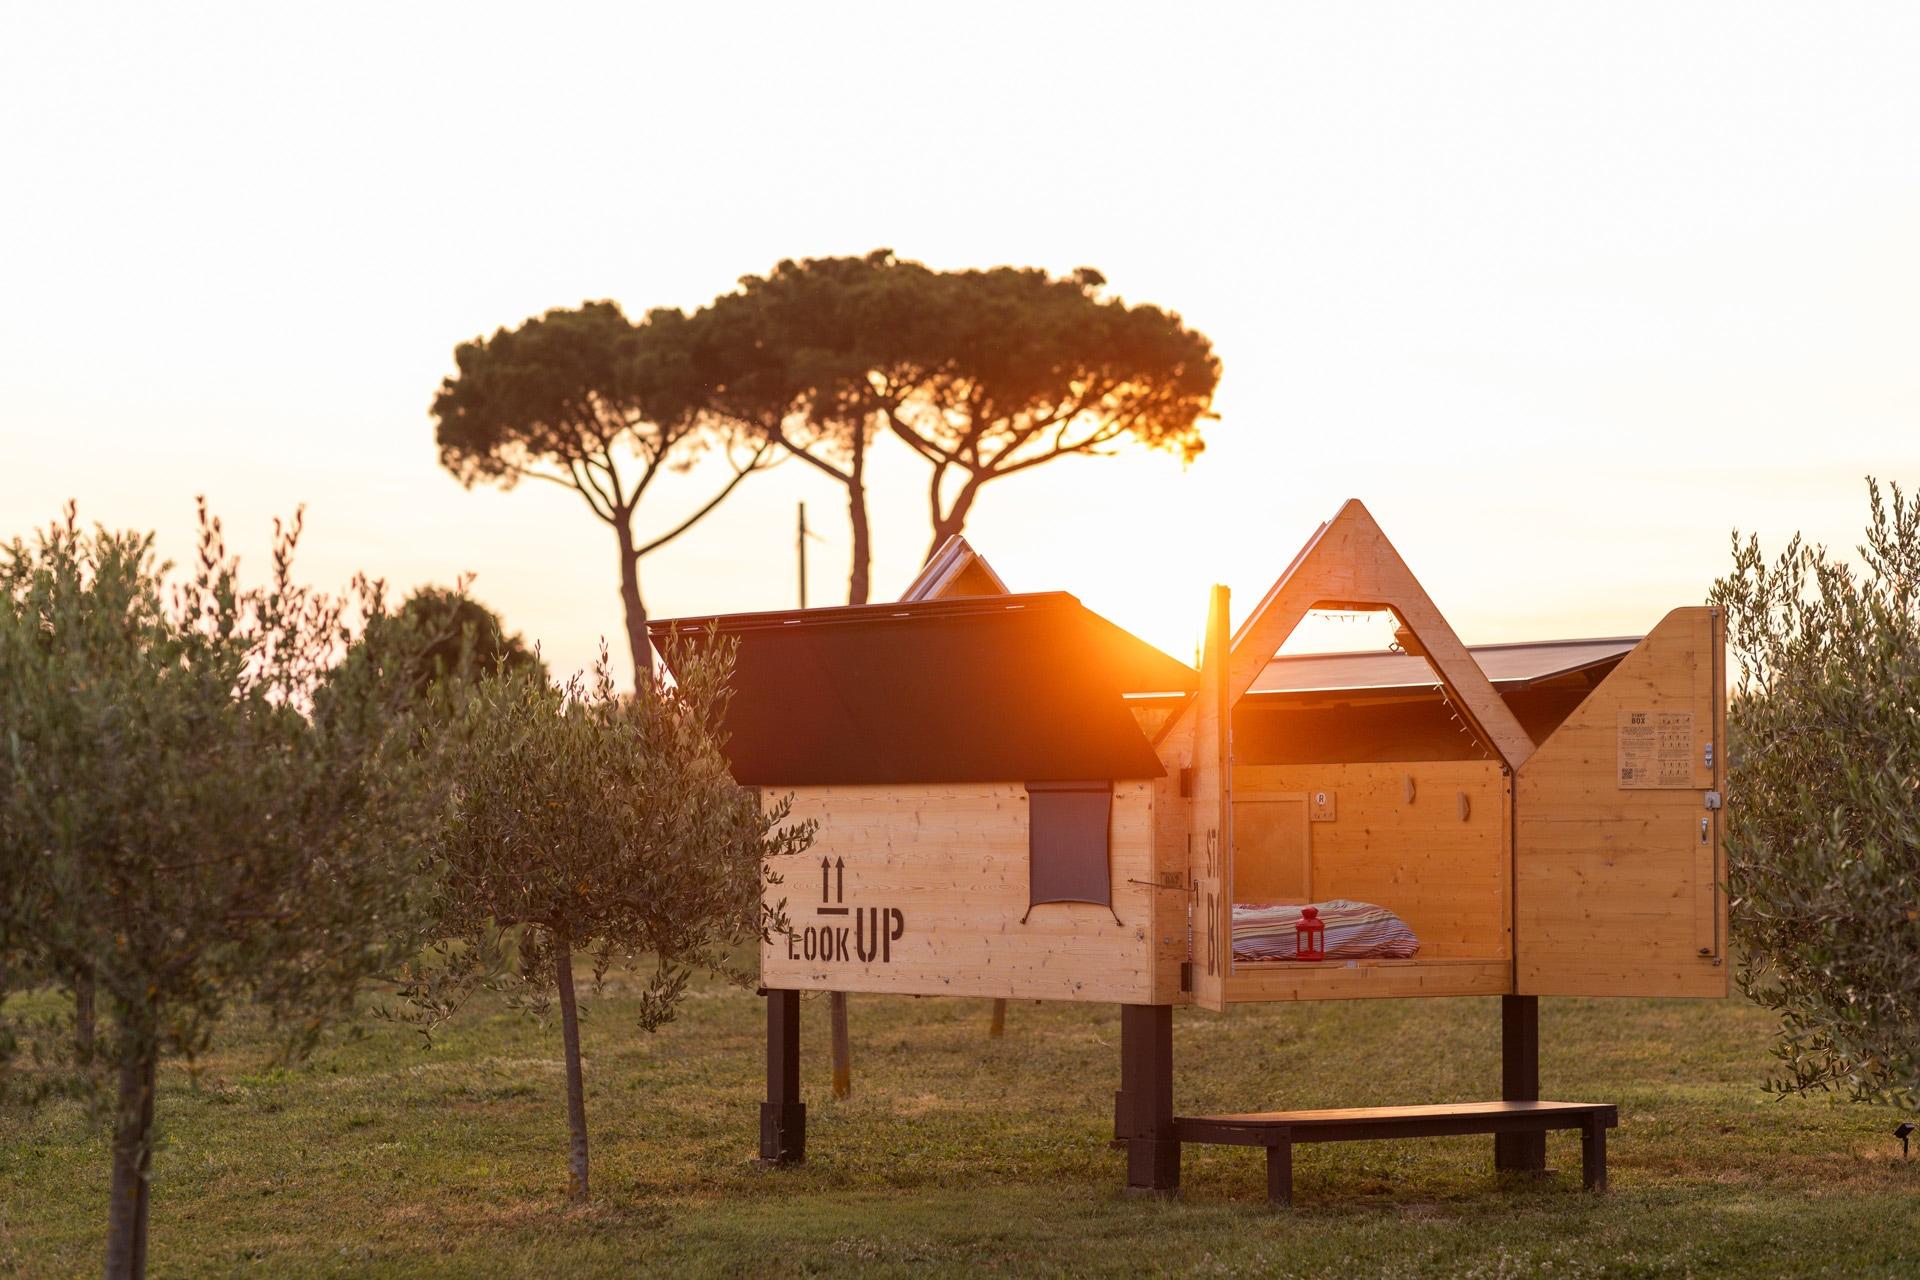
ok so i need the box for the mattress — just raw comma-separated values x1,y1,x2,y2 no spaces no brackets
1231,899,1421,962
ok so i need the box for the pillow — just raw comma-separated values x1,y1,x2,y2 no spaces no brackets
1231,899,1421,961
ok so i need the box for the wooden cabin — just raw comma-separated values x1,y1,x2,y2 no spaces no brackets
650,501,1727,1203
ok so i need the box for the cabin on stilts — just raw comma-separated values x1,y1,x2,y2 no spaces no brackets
650,500,1728,1205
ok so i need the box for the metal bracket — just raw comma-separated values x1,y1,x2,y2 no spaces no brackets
1704,790,1723,810
1704,742,1714,769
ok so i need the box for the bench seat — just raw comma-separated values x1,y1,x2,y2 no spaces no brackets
1174,1100,1617,1205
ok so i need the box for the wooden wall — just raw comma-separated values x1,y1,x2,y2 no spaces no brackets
1230,761,1510,961
1515,608,1728,998
760,781,1157,1003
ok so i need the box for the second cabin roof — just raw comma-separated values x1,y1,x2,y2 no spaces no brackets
1248,636,1640,697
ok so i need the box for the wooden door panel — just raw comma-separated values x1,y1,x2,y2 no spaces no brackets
1189,585,1233,1012
1233,794,1309,903
1515,607,1727,997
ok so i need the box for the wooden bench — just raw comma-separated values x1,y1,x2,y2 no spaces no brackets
1175,1100,1618,1206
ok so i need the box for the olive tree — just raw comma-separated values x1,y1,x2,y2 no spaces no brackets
1710,478,1920,1107
394,641,811,1202
0,503,444,1279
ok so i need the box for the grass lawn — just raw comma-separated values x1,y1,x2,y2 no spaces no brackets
4,974,1917,1278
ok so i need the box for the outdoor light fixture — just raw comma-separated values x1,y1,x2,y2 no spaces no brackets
1896,1121,1915,1161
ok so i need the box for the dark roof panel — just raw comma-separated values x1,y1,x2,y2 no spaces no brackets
650,593,1193,786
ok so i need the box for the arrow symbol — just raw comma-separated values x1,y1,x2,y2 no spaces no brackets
835,856,845,903
821,856,831,902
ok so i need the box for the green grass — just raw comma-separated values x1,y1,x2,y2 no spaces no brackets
4,976,1917,1278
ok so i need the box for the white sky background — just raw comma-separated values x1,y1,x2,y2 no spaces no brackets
3,3,1917,679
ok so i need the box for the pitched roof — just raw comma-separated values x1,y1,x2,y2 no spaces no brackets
899,534,1010,602
1248,636,1640,697
650,593,1196,786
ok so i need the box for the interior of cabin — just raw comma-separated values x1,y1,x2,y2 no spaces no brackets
1164,619,1639,999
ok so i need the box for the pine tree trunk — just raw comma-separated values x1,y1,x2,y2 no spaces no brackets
925,476,983,562
103,1043,156,1280
828,992,851,1099
846,481,871,607
615,520,650,684
846,434,871,607
554,938,590,1203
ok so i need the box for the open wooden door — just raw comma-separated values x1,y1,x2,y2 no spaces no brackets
1188,585,1233,1012
1515,607,1728,997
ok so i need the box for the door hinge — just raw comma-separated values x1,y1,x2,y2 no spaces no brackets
1704,742,1714,769
1704,790,1723,810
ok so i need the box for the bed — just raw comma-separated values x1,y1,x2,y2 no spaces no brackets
1231,899,1420,962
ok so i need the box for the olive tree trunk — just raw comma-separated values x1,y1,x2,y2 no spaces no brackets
75,969,96,1063
103,1041,156,1280
554,937,590,1203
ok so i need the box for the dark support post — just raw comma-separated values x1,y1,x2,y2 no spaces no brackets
1496,994,1547,1174
760,988,805,1166
1120,1004,1179,1195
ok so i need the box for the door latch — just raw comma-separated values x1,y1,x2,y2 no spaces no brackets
1704,790,1723,810
1704,742,1714,769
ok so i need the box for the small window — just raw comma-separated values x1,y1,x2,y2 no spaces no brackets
1023,781,1116,922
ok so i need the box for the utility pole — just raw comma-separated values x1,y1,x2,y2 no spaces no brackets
796,499,851,1097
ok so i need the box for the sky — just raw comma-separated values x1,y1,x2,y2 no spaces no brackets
4,3,1917,680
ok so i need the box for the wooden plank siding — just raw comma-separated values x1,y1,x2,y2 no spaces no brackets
1515,608,1729,998
760,781,1158,1003
1230,762,1510,960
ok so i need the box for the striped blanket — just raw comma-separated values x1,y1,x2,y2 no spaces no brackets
1231,899,1421,962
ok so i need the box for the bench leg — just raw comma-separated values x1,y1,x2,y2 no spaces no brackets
1581,1117,1607,1192
1265,1139,1294,1207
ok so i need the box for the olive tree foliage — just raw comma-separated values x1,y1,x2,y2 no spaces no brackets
0,503,446,1279
1709,478,1920,1109
386,585,545,697
389,640,812,1202
431,301,772,679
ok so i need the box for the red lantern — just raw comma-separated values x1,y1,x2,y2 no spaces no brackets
1295,906,1326,961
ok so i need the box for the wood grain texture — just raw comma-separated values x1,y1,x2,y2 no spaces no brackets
1227,958,1511,1002
1188,585,1233,1012
1216,501,1537,770
1232,762,1509,960
759,782,1157,1002
1148,769,1191,1005
1232,792,1309,903
1515,607,1728,998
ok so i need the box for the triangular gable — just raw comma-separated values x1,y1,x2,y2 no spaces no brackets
1221,500,1536,770
900,535,1011,602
